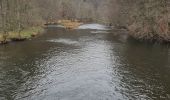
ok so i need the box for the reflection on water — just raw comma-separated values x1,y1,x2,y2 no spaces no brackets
91,30,110,34
0,27,170,100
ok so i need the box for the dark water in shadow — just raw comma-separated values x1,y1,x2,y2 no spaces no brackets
0,27,170,100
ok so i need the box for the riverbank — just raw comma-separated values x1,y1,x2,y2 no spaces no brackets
58,20,83,29
44,19,83,29
0,27,43,45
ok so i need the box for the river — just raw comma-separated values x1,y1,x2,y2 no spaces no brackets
0,24,170,100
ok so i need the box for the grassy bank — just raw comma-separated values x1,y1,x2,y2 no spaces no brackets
0,27,43,44
58,19,83,29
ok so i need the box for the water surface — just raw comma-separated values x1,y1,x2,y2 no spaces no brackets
0,26,170,100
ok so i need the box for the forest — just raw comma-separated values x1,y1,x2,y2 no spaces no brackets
0,0,170,43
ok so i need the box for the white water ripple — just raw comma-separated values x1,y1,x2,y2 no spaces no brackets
47,38,79,45
77,24,111,30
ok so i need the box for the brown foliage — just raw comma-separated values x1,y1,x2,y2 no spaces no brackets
118,0,170,42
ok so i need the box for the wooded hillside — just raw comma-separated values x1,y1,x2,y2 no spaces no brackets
0,0,116,34
117,0,170,42
0,0,170,42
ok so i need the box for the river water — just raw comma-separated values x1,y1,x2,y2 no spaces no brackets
0,25,170,100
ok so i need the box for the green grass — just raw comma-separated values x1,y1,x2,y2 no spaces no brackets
0,27,43,43
0,34,4,42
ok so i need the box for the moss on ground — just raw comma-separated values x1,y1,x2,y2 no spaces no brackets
0,34,4,42
0,27,43,44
